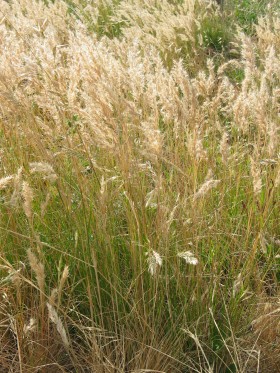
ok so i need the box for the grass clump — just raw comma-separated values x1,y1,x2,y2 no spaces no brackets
200,14,232,53
0,0,279,372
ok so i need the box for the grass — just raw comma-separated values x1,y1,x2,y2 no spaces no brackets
0,0,279,372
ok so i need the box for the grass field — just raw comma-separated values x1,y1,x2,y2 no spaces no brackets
0,0,279,372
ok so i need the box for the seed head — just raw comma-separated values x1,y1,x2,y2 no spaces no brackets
177,251,198,265
146,250,162,276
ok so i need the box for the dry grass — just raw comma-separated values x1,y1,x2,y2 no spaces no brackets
0,0,279,372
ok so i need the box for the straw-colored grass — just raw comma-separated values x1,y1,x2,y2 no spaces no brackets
0,0,279,372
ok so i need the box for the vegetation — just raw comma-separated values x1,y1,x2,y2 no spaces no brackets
0,0,279,372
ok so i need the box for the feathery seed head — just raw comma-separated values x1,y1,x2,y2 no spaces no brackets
146,250,162,276
177,251,198,266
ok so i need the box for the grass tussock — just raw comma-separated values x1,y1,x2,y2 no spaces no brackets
0,0,279,372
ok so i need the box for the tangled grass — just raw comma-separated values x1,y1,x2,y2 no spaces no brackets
0,0,279,372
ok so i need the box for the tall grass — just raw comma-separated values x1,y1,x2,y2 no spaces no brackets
0,0,279,372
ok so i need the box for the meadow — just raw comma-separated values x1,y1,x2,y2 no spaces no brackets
0,0,279,372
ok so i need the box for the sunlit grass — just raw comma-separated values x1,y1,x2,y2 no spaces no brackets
0,0,279,372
